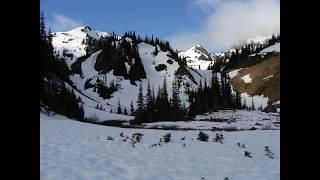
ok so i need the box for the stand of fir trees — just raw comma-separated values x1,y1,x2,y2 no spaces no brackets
187,71,243,118
131,77,186,124
40,11,84,121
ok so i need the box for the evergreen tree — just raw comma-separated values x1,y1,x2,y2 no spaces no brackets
40,10,46,38
124,107,128,115
132,82,145,124
171,79,184,120
130,100,135,115
251,98,255,110
145,80,154,122
146,80,153,109
117,99,122,114
235,91,242,109
153,45,159,56
137,82,144,113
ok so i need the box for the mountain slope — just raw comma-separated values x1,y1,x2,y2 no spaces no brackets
51,27,212,121
51,26,110,68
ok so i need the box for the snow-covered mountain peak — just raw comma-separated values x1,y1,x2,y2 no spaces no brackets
51,26,111,67
178,44,213,70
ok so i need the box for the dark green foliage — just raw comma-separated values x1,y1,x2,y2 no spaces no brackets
265,146,274,159
155,64,167,71
96,79,118,99
132,77,186,124
93,34,146,81
161,133,171,143
197,131,209,141
222,33,280,71
167,59,173,64
244,151,253,158
84,78,95,90
235,91,242,109
70,53,91,76
130,133,144,147
251,98,256,110
213,133,224,143
131,82,145,124
188,70,242,117
107,136,114,140
117,99,122,114
153,45,159,56
130,100,135,115
40,10,46,38
40,12,84,121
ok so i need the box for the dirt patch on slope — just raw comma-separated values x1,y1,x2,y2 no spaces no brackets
230,55,280,104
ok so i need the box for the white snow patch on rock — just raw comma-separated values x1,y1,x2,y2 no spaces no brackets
241,74,252,83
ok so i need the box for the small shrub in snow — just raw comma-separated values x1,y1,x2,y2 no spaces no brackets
213,133,224,143
197,131,209,141
237,142,246,148
161,133,171,143
149,143,158,148
244,151,253,158
224,177,231,180
182,143,186,148
129,133,143,147
265,146,275,159
120,132,124,137
181,137,185,141
107,136,114,140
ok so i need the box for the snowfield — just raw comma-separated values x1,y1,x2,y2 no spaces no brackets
260,43,280,53
143,110,279,130
241,92,269,110
41,113,279,180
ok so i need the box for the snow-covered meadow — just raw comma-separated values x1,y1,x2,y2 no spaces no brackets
143,110,279,130
41,113,279,180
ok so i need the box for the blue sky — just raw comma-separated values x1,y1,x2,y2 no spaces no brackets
41,0,280,51
41,0,208,38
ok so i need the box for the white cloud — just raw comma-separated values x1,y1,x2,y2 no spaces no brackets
169,0,280,52
47,13,84,32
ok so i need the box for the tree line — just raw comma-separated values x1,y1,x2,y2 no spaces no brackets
131,77,187,124
40,11,85,121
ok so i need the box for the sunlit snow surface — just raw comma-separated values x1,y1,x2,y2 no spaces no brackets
41,112,279,180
